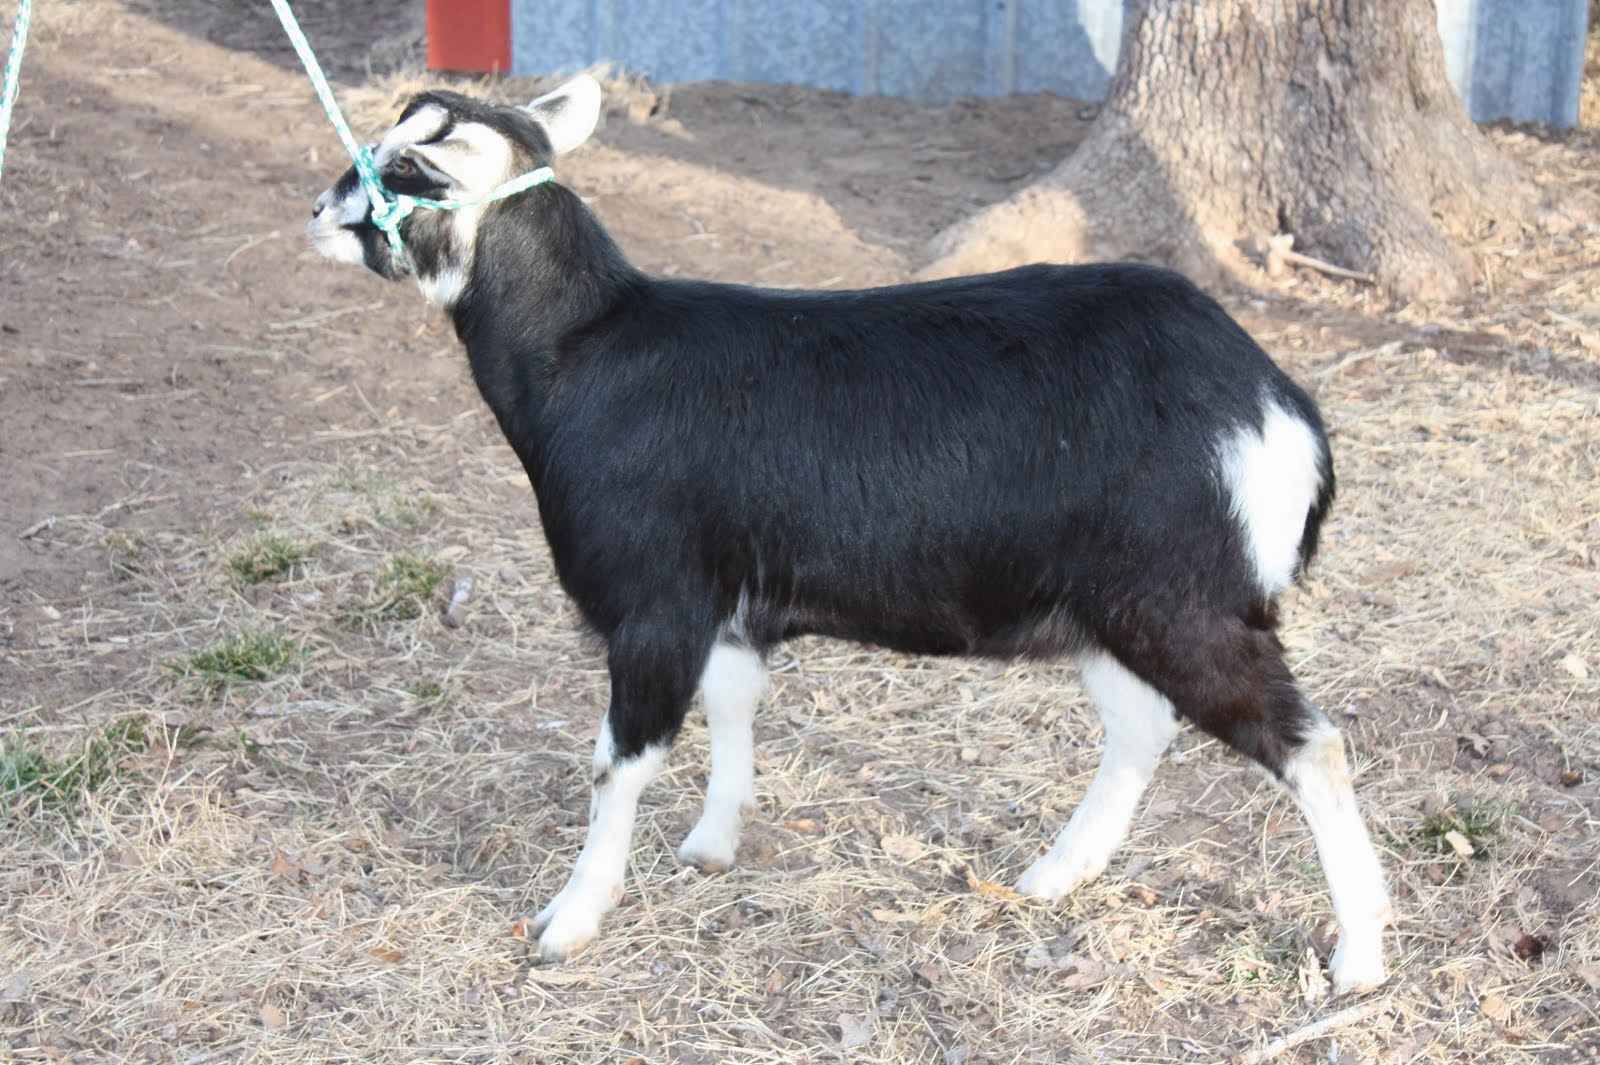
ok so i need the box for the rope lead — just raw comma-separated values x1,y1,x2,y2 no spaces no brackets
0,0,33,188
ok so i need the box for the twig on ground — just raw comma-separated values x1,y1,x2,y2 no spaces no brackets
1232,996,1394,1064
1253,233,1376,284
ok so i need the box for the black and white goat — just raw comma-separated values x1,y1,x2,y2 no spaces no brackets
308,76,1392,993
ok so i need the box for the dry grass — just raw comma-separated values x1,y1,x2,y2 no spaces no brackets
6,280,1598,1064
3,6,1600,1064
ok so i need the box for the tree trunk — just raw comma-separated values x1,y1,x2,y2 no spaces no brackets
926,0,1543,302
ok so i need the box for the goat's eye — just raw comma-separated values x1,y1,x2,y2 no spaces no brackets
391,157,416,178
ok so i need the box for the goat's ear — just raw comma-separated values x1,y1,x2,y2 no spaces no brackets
524,75,603,156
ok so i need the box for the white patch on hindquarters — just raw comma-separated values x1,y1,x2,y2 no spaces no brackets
1217,401,1326,595
531,718,668,962
1017,652,1181,900
677,642,767,872
1281,719,1393,995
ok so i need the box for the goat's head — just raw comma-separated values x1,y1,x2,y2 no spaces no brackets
308,75,602,306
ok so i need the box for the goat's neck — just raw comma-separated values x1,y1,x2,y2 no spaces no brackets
448,190,641,456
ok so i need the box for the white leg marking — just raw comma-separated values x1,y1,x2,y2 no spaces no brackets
1217,401,1327,596
677,643,766,872
1282,718,1393,995
1017,652,1180,901
532,718,667,962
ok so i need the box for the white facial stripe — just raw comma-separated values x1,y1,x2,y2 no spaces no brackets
373,105,449,167
409,121,515,199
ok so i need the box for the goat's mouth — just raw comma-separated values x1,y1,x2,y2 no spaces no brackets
307,211,411,280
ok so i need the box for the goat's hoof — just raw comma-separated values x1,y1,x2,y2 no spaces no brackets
679,851,732,874
533,910,601,963
1015,857,1098,903
526,885,618,963
677,819,743,873
1328,936,1389,997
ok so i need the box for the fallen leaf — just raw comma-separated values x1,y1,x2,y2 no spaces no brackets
340,838,368,853
1127,883,1159,906
871,908,926,925
524,969,595,987
763,967,788,999
912,963,943,985
370,947,407,964
1297,947,1330,1006
880,833,924,861
259,1003,286,1031
1513,933,1551,962
965,871,1023,901
1443,829,1476,858
784,818,823,834
1575,963,1600,993
2,969,31,1003
510,916,538,940
269,856,298,877
1481,995,1512,1024
838,1012,874,1049
1056,956,1120,990
1558,769,1583,788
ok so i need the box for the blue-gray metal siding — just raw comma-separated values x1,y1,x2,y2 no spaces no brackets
511,0,1588,128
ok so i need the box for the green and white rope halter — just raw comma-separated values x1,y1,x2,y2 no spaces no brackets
268,0,553,270
0,0,32,187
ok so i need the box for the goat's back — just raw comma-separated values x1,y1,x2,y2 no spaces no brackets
527,262,1329,650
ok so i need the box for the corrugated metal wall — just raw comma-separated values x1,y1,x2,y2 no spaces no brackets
516,0,1123,102
509,0,1588,128
1436,0,1588,127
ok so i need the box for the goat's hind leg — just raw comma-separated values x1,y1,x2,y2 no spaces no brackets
677,641,767,872
1141,622,1392,995
1017,651,1181,901
1281,711,1393,995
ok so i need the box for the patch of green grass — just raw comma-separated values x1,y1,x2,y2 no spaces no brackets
1,717,151,811
170,630,300,685
403,679,445,702
1218,929,1297,988
210,728,270,762
227,534,313,584
352,554,450,622
103,531,156,579
1414,796,1509,861
332,473,441,528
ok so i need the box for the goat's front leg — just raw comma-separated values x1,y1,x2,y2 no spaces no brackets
677,641,767,872
529,627,706,962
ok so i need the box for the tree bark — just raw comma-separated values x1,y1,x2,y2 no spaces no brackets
926,0,1544,302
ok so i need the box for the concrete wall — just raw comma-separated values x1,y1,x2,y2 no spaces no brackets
509,0,1590,128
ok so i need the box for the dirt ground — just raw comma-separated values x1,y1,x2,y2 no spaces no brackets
1,1,1597,1062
